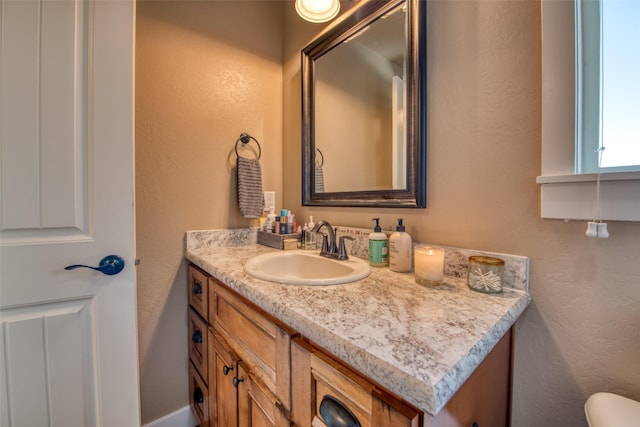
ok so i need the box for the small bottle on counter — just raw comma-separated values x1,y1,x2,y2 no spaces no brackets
274,216,281,234
369,218,388,267
306,216,317,250
265,209,276,233
287,213,295,234
302,223,309,248
389,218,412,273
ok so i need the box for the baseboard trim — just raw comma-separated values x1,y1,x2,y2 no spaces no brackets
142,405,197,427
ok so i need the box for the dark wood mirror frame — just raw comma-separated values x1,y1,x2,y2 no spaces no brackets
301,0,426,208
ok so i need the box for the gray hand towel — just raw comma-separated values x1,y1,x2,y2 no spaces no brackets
315,164,325,193
237,156,264,218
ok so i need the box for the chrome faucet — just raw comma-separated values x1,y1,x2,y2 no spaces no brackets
311,221,352,260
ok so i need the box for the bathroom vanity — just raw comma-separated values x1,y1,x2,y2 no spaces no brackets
185,229,530,427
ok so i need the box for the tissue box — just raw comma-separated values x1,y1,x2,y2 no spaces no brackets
257,230,301,250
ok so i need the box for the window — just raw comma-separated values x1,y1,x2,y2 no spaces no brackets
577,0,640,173
538,0,640,221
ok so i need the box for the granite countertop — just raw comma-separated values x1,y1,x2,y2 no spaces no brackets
185,229,531,415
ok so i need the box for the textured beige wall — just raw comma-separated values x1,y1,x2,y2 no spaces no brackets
136,0,639,424
135,1,283,423
285,1,640,426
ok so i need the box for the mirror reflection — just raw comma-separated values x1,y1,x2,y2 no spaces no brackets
314,3,406,193
302,0,426,207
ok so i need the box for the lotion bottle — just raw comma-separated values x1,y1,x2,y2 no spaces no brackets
266,209,276,233
369,218,388,267
389,218,412,272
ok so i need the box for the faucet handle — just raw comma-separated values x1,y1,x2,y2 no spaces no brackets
337,236,354,260
320,233,330,254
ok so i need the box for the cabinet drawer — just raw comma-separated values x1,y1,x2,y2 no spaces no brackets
189,362,210,427
291,337,420,427
210,279,292,412
188,265,209,321
188,307,208,382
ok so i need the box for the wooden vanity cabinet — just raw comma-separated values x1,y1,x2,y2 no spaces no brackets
188,263,513,427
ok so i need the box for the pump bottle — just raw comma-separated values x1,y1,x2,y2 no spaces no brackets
389,218,412,272
369,218,388,267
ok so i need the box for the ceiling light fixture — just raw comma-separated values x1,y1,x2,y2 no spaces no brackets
295,0,340,23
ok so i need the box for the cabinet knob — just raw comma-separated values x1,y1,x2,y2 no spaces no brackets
319,395,361,427
233,376,244,388
223,365,233,376
191,330,202,344
193,387,204,404
471,423,479,427
192,281,202,295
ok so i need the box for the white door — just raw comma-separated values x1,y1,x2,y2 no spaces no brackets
0,0,140,426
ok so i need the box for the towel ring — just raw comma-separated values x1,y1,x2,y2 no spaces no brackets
315,148,324,167
235,133,262,160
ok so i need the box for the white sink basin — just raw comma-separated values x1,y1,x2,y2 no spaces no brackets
244,251,371,285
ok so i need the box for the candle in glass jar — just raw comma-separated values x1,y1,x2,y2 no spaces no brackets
414,246,444,286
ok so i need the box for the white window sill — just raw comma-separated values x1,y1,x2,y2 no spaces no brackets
537,172,640,221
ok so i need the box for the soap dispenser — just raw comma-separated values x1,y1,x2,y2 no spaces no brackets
369,218,388,267
389,218,412,273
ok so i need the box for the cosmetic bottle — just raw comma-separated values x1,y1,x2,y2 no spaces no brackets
266,209,276,233
389,218,412,272
302,223,309,249
369,218,388,267
306,216,317,250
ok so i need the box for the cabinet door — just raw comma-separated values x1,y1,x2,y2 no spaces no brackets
211,279,292,410
237,361,292,427
1,1,139,425
210,329,240,427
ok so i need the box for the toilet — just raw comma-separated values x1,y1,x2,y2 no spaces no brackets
585,392,640,427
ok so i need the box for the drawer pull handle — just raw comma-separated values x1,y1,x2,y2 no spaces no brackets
191,330,202,344
193,387,204,404
471,424,479,427
233,376,244,388
192,281,202,295
223,365,233,376
319,395,361,427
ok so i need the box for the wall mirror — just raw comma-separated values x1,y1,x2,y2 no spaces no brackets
302,0,426,207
